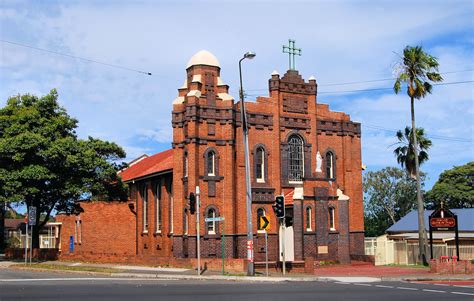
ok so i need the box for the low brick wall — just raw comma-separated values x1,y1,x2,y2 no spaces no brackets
430,259,473,274
5,248,59,261
350,254,375,263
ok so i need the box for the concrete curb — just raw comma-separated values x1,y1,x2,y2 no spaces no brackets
7,265,474,283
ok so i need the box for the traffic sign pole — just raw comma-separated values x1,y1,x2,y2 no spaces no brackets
221,220,225,275
196,186,201,276
24,217,28,265
29,225,32,265
265,230,268,277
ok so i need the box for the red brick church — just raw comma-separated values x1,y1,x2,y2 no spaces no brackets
57,49,364,268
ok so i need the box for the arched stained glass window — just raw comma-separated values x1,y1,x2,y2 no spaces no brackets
288,135,304,181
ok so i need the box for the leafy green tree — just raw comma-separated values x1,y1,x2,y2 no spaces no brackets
393,45,443,264
393,126,432,179
363,167,423,237
426,162,474,209
0,90,128,249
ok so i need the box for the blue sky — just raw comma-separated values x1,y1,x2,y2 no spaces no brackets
1,0,473,191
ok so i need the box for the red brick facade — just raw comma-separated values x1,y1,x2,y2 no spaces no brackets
170,51,364,264
56,201,136,257
57,50,364,266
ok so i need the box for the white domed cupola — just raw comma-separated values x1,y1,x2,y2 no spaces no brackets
186,50,220,69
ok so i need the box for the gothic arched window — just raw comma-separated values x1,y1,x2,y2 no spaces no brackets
325,151,335,179
288,135,304,182
306,207,312,231
207,151,216,176
255,147,265,182
207,208,217,234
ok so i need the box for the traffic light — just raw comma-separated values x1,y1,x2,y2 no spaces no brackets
189,192,196,214
275,195,285,219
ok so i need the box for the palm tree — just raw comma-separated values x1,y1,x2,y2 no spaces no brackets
393,45,442,264
393,126,432,179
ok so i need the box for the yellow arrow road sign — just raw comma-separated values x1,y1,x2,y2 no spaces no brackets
260,216,270,231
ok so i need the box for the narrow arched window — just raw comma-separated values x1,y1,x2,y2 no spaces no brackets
256,147,265,182
207,208,216,234
325,151,335,179
306,207,312,231
207,151,215,176
288,135,304,182
142,184,148,232
155,182,161,233
184,152,188,178
257,208,266,231
329,207,336,231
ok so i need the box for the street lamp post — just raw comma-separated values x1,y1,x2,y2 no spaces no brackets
239,51,256,276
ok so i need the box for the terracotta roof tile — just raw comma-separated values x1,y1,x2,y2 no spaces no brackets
119,149,173,182
5,218,23,229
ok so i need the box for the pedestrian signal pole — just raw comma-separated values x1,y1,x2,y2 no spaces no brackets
275,195,286,275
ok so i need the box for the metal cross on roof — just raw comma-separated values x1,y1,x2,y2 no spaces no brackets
282,39,301,70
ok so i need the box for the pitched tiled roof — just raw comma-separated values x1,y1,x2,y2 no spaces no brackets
387,208,474,233
5,218,23,229
119,149,173,182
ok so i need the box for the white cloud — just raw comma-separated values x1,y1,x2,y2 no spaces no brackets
1,0,473,188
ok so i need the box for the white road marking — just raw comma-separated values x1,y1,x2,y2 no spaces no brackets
0,278,178,282
334,282,351,285
453,285,474,289
115,266,190,272
353,283,372,287
433,283,449,286
451,291,474,296
422,289,446,293
396,287,418,291
325,277,380,283
375,285,394,288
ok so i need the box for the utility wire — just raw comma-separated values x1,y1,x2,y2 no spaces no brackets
362,124,473,143
240,69,474,92
317,80,474,94
0,39,152,76
245,80,474,96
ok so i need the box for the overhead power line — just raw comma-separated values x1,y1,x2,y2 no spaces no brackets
317,80,474,94
362,123,473,143
241,69,473,93
0,39,152,76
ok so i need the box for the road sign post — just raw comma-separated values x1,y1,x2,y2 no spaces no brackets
196,186,201,276
24,216,28,265
204,216,226,275
259,215,271,277
265,230,268,277
28,206,36,265
221,220,225,275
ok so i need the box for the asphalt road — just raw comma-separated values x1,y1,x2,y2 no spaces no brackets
0,269,473,301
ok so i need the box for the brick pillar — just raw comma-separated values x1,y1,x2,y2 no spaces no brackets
315,187,329,260
337,199,350,264
293,199,304,260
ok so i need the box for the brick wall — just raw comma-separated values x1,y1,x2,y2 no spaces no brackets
56,201,135,258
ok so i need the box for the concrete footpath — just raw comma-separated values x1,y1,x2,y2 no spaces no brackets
1,258,473,283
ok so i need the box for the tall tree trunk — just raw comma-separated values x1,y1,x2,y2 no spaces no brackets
411,95,428,265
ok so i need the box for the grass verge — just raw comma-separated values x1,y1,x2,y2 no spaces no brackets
11,263,123,274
